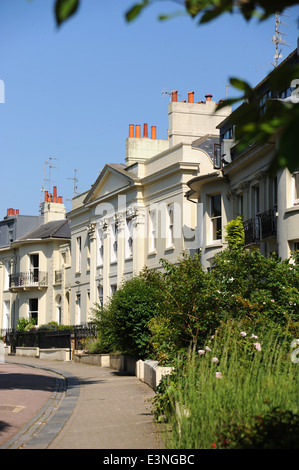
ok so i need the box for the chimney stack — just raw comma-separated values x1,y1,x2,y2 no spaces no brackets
129,124,134,138
151,126,156,140
53,186,57,203
171,90,178,102
143,123,148,138
205,94,213,101
188,91,194,103
135,124,141,138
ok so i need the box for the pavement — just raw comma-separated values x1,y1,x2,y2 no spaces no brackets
0,355,165,450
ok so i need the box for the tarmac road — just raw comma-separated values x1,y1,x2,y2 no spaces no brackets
0,356,164,450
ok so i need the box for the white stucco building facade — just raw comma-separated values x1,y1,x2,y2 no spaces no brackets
67,91,231,323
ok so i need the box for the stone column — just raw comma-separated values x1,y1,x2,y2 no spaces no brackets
115,212,125,289
87,222,97,320
131,207,146,276
100,219,110,305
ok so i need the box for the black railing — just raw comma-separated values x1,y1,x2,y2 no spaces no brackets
260,209,277,239
243,218,260,245
9,271,48,288
3,323,97,353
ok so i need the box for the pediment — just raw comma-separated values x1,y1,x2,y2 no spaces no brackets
83,164,139,205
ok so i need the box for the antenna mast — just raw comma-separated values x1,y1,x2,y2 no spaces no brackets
40,160,49,212
48,156,59,193
68,169,79,197
272,11,290,67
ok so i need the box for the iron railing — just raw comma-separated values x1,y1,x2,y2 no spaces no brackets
243,218,260,245
260,209,277,239
2,323,97,354
9,271,48,288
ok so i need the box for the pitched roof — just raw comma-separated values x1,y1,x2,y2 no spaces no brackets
18,219,71,241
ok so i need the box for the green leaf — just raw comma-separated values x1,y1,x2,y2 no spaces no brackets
125,1,148,22
229,77,252,94
55,0,79,27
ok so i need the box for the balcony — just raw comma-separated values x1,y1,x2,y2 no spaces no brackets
243,218,260,246
243,210,277,246
9,271,48,291
259,209,277,239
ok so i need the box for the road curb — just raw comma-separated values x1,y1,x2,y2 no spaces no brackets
0,362,80,449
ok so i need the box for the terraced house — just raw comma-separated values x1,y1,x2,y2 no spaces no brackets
67,92,231,323
0,188,71,329
186,41,299,269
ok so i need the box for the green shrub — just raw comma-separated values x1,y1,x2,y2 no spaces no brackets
93,269,163,358
16,317,36,332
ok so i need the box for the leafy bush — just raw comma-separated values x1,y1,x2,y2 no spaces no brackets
93,269,163,358
16,317,36,332
217,408,299,449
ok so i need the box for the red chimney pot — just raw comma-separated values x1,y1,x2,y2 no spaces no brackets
129,124,134,138
135,125,141,138
188,92,194,103
171,90,178,102
143,123,148,138
151,126,156,140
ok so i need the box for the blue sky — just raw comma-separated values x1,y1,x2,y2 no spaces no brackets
1,0,299,217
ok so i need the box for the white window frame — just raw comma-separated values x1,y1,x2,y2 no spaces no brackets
293,172,299,205
76,236,82,272
125,217,133,259
76,292,81,325
110,284,117,296
97,227,103,266
166,204,174,248
149,210,157,252
210,194,222,242
98,285,103,307
110,222,117,263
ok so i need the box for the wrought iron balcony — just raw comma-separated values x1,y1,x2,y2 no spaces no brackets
259,209,277,239
243,209,277,246
9,271,48,289
243,218,260,245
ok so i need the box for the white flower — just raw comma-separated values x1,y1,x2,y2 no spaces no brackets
198,350,205,355
254,342,262,351
229,277,235,282
240,332,247,337
212,357,219,363
215,372,223,379
205,346,211,352
251,334,258,339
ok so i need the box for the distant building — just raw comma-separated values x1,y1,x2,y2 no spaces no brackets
67,91,231,323
0,187,71,329
187,42,299,268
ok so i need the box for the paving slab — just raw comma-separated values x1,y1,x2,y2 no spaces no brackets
1,356,164,450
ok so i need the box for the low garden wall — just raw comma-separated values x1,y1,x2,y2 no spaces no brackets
10,347,173,390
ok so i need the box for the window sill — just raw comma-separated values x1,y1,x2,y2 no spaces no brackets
164,245,175,252
285,204,299,214
205,241,223,249
148,250,157,257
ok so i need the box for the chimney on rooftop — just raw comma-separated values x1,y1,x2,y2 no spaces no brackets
205,94,213,101
143,123,148,138
151,126,156,140
135,124,141,138
171,90,178,102
188,92,194,103
129,124,134,138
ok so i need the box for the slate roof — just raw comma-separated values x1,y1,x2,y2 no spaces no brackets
18,219,71,241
